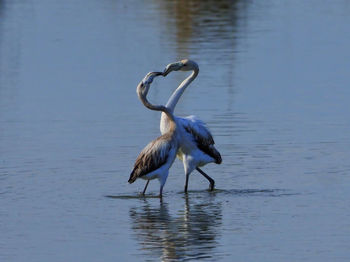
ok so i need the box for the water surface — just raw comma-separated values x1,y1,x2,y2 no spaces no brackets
1,0,350,261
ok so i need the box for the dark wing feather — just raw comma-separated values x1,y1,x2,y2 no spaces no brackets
182,116,222,164
128,135,172,183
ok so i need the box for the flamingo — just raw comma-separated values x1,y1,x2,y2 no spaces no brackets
128,72,179,197
161,59,222,193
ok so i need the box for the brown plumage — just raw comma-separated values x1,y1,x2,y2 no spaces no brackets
128,133,175,183
128,71,178,197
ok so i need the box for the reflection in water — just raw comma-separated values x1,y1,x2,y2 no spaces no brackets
0,0,31,107
129,196,222,261
158,0,248,60
155,0,251,115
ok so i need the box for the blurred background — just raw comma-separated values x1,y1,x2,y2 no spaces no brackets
1,0,350,261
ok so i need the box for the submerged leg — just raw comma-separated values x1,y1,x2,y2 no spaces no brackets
142,180,150,195
159,185,163,198
159,172,169,198
184,173,190,193
196,167,215,191
183,161,192,193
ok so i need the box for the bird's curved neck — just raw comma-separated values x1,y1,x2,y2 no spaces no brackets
138,93,176,131
165,68,199,113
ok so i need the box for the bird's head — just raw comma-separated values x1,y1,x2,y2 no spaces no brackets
136,71,162,98
163,59,199,76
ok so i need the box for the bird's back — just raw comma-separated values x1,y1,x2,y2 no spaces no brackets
128,133,177,183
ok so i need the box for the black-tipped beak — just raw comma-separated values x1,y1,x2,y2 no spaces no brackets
163,66,171,76
151,71,163,76
142,71,163,86
147,71,162,78
163,62,183,76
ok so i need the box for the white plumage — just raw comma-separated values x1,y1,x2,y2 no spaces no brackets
161,59,222,192
128,60,222,196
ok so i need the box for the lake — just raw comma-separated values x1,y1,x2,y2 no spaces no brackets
1,0,350,261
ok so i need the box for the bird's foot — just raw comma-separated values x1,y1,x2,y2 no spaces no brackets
209,182,215,191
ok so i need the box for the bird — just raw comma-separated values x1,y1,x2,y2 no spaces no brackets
128,72,179,198
160,59,222,193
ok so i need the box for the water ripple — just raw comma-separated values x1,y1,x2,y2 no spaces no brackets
129,196,222,262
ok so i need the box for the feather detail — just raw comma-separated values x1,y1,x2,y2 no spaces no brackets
182,116,222,164
182,116,214,145
128,133,175,183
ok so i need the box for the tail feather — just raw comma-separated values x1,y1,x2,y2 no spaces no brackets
128,167,138,183
198,144,222,165
213,147,222,164
215,152,222,164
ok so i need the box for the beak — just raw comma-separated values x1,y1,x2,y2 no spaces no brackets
163,65,172,76
163,62,183,76
152,72,163,76
142,71,163,85
146,71,163,78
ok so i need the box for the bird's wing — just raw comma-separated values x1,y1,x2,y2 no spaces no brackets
128,135,175,183
180,115,214,146
181,115,222,164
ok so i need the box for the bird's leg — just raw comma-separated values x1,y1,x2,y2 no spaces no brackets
159,185,163,198
196,167,215,191
142,180,150,195
159,172,169,198
184,173,190,193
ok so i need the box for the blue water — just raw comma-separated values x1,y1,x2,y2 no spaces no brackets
1,0,350,261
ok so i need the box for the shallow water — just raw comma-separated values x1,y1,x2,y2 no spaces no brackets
1,0,350,261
